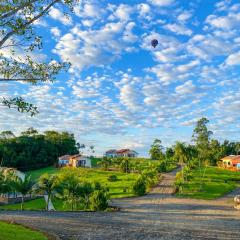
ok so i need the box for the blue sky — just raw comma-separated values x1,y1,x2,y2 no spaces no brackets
1,0,240,156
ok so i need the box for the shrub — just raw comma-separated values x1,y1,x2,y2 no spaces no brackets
132,177,147,196
141,169,159,188
157,161,167,173
120,158,131,173
174,172,184,193
89,189,109,211
108,174,118,182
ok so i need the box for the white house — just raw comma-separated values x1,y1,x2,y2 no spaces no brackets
105,149,138,158
58,154,91,168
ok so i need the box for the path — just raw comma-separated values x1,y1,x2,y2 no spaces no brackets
0,168,240,240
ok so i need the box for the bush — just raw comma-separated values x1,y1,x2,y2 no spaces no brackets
141,169,158,188
157,161,167,173
132,177,147,196
174,172,184,193
108,174,118,182
89,190,109,211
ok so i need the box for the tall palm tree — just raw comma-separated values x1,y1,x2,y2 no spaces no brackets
13,175,35,210
36,174,58,211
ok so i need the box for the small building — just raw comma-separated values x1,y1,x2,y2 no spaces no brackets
58,154,91,168
105,149,138,158
105,149,118,158
219,155,240,171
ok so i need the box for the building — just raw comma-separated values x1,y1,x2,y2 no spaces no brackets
58,154,91,168
105,149,138,158
219,155,240,171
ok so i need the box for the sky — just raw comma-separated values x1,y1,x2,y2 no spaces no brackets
1,0,240,156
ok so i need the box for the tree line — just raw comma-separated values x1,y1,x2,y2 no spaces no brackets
0,128,79,171
149,117,240,167
149,118,240,193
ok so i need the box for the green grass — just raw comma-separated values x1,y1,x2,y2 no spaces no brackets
1,167,139,211
26,166,59,181
0,198,45,211
177,166,240,199
0,221,48,240
60,167,139,198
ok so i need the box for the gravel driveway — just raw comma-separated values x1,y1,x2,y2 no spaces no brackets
0,168,239,240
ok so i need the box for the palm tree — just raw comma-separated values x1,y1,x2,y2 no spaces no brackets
58,174,82,211
36,174,58,211
13,175,35,210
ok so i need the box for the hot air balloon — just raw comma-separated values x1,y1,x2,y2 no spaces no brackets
151,39,158,48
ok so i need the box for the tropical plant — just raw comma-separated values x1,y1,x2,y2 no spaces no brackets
132,177,147,196
36,174,58,211
89,184,109,211
149,139,165,160
120,158,131,173
12,175,35,210
107,174,118,182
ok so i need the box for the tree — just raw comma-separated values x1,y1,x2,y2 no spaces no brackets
173,142,188,166
149,139,164,160
98,157,112,171
0,129,79,171
209,139,222,166
57,172,82,211
120,158,131,173
165,147,174,159
0,131,15,139
13,175,34,210
192,118,213,165
0,0,75,114
36,174,58,211
173,141,189,180
21,127,38,136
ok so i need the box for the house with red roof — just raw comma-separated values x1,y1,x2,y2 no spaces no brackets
105,149,138,158
219,155,240,171
58,154,91,168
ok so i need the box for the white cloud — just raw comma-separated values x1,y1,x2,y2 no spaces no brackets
119,84,143,111
49,7,72,25
225,51,240,65
175,80,196,95
177,11,192,22
148,0,174,7
50,27,61,38
164,23,192,36
114,4,134,21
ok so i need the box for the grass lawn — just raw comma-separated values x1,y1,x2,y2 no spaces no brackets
26,166,59,181
1,167,139,211
60,167,139,198
177,166,240,199
0,221,48,240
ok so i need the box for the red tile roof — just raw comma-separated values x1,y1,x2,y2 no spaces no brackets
116,149,130,154
221,155,240,165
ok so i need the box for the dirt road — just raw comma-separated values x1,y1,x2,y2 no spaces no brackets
0,168,239,240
